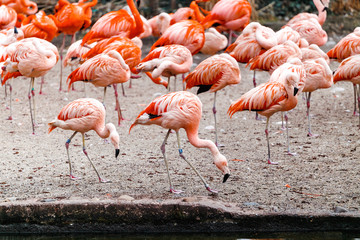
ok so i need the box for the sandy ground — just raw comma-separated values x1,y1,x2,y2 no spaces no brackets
0,35,359,215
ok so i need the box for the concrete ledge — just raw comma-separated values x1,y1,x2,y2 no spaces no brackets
0,198,359,234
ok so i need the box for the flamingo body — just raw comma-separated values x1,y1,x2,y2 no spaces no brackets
327,28,360,60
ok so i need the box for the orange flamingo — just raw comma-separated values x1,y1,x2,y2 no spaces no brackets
67,50,130,126
48,98,120,182
52,0,97,91
200,27,228,55
247,40,302,75
327,27,360,61
136,44,193,91
184,53,241,146
20,11,58,42
170,7,196,25
285,18,328,46
201,0,252,44
1,37,58,134
81,0,143,45
333,54,360,121
301,43,330,63
0,0,37,15
302,57,333,136
0,5,17,30
228,58,305,164
129,91,230,193
276,26,309,47
287,0,330,26
150,20,205,55
63,39,96,69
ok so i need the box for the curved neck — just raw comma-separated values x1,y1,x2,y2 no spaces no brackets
96,123,111,139
314,0,326,25
127,0,143,38
79,0,98,11
190,1,205,22
186,128,220,158
20,0,38,15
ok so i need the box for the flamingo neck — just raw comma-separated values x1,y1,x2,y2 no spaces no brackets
190,1,205,22
19,0,38,15
96,123,112,139
127,0,143,38
80,0,98,11
314,0,326,25
186,128,220,158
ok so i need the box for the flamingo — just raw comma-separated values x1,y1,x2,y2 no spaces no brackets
48,98,120,183
63,39,97,69
19,10,58,42
170,6,196,25
81,0,144,45
67,50,130,126
184,53,241,146
285,18,328,46
287,0,330,26
327,27,360,61
0,5,17,30
129,91,230,193
0,0,37,15
52,0,98,91
301,43,330,63
148,12,172,37
150,20,205,55
275,26,309,47
1,37,58,134
228,58,305,164
136,44,193,91
333,54,360,123
302,57,333,136
200,27,228,55
201,0,252,44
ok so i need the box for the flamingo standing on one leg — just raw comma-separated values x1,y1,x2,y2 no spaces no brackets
67,50,130,125
52,0,97,91
333,54,360,126
1,37,58,134
184,53,241,146
48,98,120,182
302,57,333,136
136,44,193,92
228,58,305,164
129,91,230,193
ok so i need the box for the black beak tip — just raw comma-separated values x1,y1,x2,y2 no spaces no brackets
223,173,230,183
115,149,120,158
294,87,299,96
136,0,141,8
14,27,18,34
322,6,328,12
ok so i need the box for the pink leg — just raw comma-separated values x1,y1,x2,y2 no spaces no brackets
284,113,296,156
39,76,45,95
5,83,13,120
65,131,81,180
113,84,124,125
265,118,278,165
59,34,66,91
28,78,35,135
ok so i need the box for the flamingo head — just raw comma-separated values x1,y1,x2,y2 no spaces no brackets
214,153,230,183
106,123,120,158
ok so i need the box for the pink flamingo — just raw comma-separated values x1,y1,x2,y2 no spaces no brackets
129,91,230,193
0,5,17,30
1,37,58,134
150,20,205,55
0,0,37,15
200,27,228,55
67,50,130,126
333,54,360,123
48,98,120,182
301,43,330,63
302,57,333,136
147,12,172,37
136,44,193,91
327,27,360,61
228,58,305,164
276,26,309,47
184,53,241,146
287,0,330,26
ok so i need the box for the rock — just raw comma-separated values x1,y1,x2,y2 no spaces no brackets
118,195,134,201
182,197,197,203
334,206,349,213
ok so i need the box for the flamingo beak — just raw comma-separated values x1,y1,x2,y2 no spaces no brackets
14,27,18,34
294,87,299,96
115,149,120,158
322,6,328,12
223,173,230,183
136,0,140,8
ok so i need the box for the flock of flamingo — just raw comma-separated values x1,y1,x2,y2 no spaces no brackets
0,0,359,193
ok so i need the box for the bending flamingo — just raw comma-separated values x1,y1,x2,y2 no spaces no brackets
48,98,120,182
184,53,241,146
67,50,130,125
228,58,305,164
129,91,230,193
287,0,330,26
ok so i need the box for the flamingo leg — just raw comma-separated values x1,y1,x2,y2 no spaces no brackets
5,83,12,120
28,77,35,135
160,129,182,194
102,86,107,106
213,92,222,147
173,75,177,92
176,131,218,193
281,112,285,130
265,117,277,164
353,84,358,116
66,131,80,180
357,84,360,128
285,112,296,156
182,73,185,90
81,133,111,183
167,77,171,92
59,34,66,91
39,76,45,95
121,83,126,97
306,92,318,137
113,84,124,125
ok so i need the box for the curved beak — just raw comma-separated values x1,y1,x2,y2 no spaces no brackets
223,173,230,183
322,6,328,12
14,27,18,34
294,87,299,96
136,0,141,8
115,149,120,158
